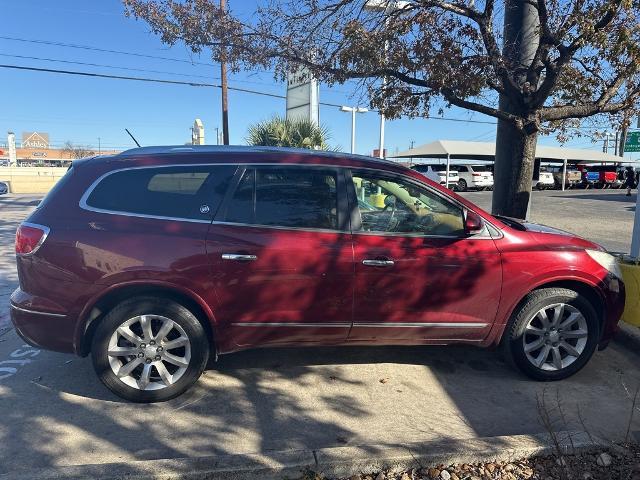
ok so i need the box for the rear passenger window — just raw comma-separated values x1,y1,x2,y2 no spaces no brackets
85,165,236,220
224,167,338,230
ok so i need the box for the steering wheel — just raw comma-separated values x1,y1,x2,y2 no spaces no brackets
382,199,397,232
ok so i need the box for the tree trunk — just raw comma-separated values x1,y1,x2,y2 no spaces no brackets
493,119,538,219
492,0,541,220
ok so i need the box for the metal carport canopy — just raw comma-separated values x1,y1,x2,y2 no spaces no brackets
391,140,624,163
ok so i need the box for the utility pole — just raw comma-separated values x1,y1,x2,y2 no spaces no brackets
220,0,230,145
493,0,540,219
98,137,101,154
619,125,628,158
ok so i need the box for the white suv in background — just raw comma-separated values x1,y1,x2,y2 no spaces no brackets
534,170,555,190
411,164,459,188
455,165,494,191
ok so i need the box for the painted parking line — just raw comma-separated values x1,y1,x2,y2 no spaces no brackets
0,344,40,381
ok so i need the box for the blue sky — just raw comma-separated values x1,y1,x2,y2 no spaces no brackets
0,0,630,157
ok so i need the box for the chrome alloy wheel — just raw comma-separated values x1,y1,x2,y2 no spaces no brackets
107,315,191,390
523,303,589,371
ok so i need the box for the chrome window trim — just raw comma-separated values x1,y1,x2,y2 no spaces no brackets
78,162,504,239
17,222,51,256
231,322,487,329
232,322,351,328
211,220,347,235
10,303,67,318
353,322,488,328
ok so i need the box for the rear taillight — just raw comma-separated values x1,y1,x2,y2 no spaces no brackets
472,173,482,177
15,223,50,256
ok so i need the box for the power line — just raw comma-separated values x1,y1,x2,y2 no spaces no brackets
0,53,219,80
0,63,288,98
0,62,501,125
0,35,212,66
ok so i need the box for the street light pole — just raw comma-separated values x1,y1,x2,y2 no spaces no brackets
364,0,411,159
340,106,368,154
350,109,356,154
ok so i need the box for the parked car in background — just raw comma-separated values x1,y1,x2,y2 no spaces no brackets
0,181,8,195
11,146,625,402
545,166,582,189
533,171,555,190
411,163,459,188
579,165,619,189
456,165,494,191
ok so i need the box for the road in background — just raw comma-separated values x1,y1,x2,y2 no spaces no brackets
0,191,639,477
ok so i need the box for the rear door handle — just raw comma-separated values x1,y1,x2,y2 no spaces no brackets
221,254,258,261
362,259,395,267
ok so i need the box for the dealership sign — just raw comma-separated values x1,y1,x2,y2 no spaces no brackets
22,132,49,149
286,66,319,125
625,131,640,153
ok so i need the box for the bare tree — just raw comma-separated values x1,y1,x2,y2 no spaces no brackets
62,141,96,160
123,0,640,218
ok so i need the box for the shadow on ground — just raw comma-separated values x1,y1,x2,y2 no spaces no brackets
2,336,640,476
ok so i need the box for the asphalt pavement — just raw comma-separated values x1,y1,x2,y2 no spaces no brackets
1,191,640,477
462,188,636,253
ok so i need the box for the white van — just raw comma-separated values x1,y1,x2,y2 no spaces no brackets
410,164,459,188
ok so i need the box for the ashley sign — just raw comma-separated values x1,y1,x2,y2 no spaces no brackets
22,132,50,149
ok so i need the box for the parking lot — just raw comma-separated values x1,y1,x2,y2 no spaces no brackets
1,190,640,476
463,188,635,253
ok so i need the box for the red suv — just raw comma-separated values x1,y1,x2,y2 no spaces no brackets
11,147,625,402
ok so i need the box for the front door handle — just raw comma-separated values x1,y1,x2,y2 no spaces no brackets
362,259,395,267
221,253,258,261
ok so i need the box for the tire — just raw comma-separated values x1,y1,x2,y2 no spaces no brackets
91,296,210,402
502,288,599,381
457,179,467,192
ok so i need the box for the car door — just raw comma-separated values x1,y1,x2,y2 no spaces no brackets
346,169,502,344
206,165,354,349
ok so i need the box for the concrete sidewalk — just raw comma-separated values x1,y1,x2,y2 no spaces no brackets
2,323,640,476
2,192,640,478
0,432,607,480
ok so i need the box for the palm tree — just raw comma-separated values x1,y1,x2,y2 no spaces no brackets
246,116,334,150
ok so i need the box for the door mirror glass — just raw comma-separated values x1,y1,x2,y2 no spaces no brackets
464,210,484,235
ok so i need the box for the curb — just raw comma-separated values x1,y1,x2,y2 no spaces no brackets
0,431,609,480
615,322,640,354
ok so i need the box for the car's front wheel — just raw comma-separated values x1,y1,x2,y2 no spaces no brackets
91,296,210,402
503,288,599,381
457,179,467,192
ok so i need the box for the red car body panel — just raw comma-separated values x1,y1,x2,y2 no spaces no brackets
349,234,502,344
9,147,625,358
206,224,354,350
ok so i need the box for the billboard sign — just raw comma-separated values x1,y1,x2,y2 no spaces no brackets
286,66,319,125
625,131,640,153
191,119,205,145
22,132,50,149
7,132,17,165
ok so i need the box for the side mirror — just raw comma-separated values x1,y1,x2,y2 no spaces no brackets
464,210,484,235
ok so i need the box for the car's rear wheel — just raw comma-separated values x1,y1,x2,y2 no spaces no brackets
91,296,209,402
503,288,599,381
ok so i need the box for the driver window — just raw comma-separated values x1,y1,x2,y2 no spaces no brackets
351,173,465,236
